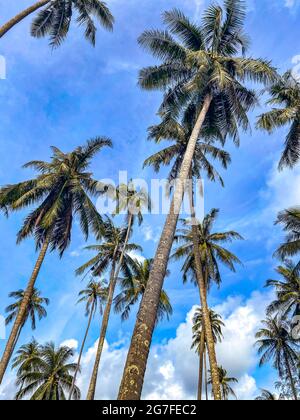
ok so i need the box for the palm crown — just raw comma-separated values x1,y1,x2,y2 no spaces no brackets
31,0,114,47
275,207,300,270
114,259,173,322
0,138,111,256
257,71,300,169
77,280,108,316
5,288,49,330
191,308,224,352
172,209,243,287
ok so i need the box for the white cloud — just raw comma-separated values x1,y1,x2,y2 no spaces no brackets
291,54,300,80
285,0,296,8
141,224,160,243
60,339,79,350
127,250,146,264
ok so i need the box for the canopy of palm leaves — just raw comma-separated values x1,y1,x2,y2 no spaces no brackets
0,138,111,256
5,289,49,330
16,342,80,400
191,308,224,352
31,0,114,47
144,109,231,187
138,1,276,138
76,216,142,278
257,71,300,169
266,261,300,318
114,259,173,322
12,339,42,378
208,366,238,400
255,316,299,379
77,280,108,316
275,207,300,271
255,389,278,401
172,209,243,287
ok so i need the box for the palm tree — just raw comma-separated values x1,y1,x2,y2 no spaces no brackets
275,207,300,271
208,366,238,400
16,342,80,400
12,339,42,400
255,389,278,401
255,316,299,401
114,259,172,322
5,288,49,352
118,0,276,400
266,261,300,318
191,308,224,400
0,0,114,46
68,280,108,400
0,138,111,384
76,217,141,400
257,71,300,169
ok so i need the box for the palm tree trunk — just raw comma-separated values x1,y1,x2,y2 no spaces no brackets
204,348,208,401
118,95,212,400
0,237,49,384
0,0,51,38
86,214,133,400
284,351,298,400
69,300,95,400
197,329,205,400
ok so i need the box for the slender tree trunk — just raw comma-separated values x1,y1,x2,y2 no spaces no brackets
0,238,49,384
188,180,221,400
204,348,208,401
69,301,95,400
197,328,205,400
86,215,133,400
0,0,51,38
284,351,298,401
118,95,212,400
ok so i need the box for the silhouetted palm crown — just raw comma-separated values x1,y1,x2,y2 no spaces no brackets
77,280,108,316
275,207,300,270
0,139,111,256
192,308,224,352
31,0,114,47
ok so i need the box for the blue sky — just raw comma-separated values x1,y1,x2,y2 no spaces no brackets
0,0,300,400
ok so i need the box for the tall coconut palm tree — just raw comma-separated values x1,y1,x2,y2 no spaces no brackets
208,366,238,400
16,342,80,400
192,308,224,400
76,217,141,400
118,0,276,400
12,339,42,400
266,261,300,318
0,0,114,46
257,71,300,169
114,259,172,323
255,316,299,401
275,207,300,272
0,138,111,384
255,389,278,401
5,288,49,349
68,280,108,400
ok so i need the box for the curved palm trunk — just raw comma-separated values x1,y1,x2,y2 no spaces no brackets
118,95,212,400
0,0,50,38
204,348,208,401
197,328,205,400
0,238,49,384
68,300,95,400
86,215,133,400
188,181,221,400
284,351,298,400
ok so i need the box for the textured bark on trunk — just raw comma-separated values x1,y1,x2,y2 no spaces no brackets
188,181,221,400
284,351,298,401
118,95,212,401
0,238,49,384
69,300,95,400
204,348,208,401
197,325,205,400
0,0,51,38
86,215,133,400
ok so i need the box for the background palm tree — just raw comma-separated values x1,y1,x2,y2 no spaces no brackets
255,389,278,401
76,217,141,400
0,138,111,384
5,288,49,352
191,308,224,400
255,315,299,400
275,207,300,272
208,366,238,400
114,259,172,323
257,71,300,169
266,261,300,318
68,280,108,400
16,342,80,400
0,0,114,46
118,0,276,400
